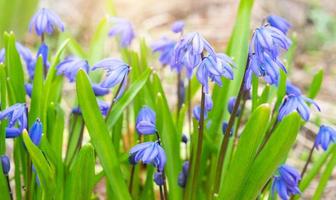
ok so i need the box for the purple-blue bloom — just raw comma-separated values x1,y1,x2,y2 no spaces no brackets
108,17,135,47
37,43,49,67
278,82,320,121
1,155,10,174
193,94,212,121
171,20,185,33
154,171,164,186
129,141,166,171
56,57,90,82
0,43,34,68
272,165,301,200
222,121,233,136
29,119,43,146
196,54,234,92
136,106,156,135
315,125,336,151
25,83,33,97
92,83,110,96
178,161,189,187
267,15,291,34
92,58,130,88
0,103,27,138
29,8,64,36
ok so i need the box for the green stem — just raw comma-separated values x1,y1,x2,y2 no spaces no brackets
300,137,315,178
26,158,32,200
188,86,206,199
6,174,13,200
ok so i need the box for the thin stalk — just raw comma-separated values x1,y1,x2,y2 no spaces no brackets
159,184,165,200
177,72,184,116
257,115,278,155
189,86,206,199
212,58,249,196
6,175,13,200
156,132,168,200
105,72,128,121
128,165,135,193
300,140,315,178
26,159,32,200
188,80,192,136
233,94,247,149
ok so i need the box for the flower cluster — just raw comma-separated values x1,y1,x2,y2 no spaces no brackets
244,16,291,89
315,125,336,151
0,103,27,138
272,165,301,200
129,107,167,185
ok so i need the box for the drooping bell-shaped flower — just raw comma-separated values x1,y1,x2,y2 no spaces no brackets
92,58,130,88
136,106,156,135
108,17,135,47
178,161,189,187
37,43,49,67
315,125,336,151
196,54,234,93
151,37,180,70
272,165,301,200
171,20,185,33
154,171,164,186
1,155,10,174
222,121,233,136
29,8,65,36
193,94,213,121
0,103,27,138
278,82,320,121
267,15,291,34
0,42,34,68
25,83,33,97
56,57,90,82
129,141,166,171
181,134,188,144
92,83,110,96
29,119,43,146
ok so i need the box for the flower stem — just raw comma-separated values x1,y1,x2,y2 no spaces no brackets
177,72,183,115
212,58,249,196
128,165,135,193
26,158,32,200
188,80,192,136
300,136,315,178
188,86,206,199
155,132,168,200
105,72,128,121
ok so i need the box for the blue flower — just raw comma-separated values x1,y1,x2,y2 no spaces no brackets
92,58,130,88
196,54,234,92
129,141,166,171
315,125,336,151
267,15,291,34
178,161,189,187
250,26,291,59
0,103,27,138
0,48,4,63
151,37,182,71
29,8,64,36
108,17,135,47
272,165,301,200
171,20,185,33
227,97,241,116
25,83,33,97
1,155,10,174
92,83,110,96
136,106,156,135
37,43,49,67
72,100,110,116
278,82,320,121
154,171,164,186
29,119,43,146
56,57,90,82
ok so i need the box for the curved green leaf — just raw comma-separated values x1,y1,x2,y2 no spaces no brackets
76,70,131,200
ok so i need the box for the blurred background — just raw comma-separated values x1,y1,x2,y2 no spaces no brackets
1,0,335,199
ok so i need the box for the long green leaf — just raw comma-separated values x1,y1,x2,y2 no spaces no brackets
76,70,131,200
64,144,95,200
308,69,324,99
22,130,56,195
219,104,271,199
238,113,301,200
0,164,10,200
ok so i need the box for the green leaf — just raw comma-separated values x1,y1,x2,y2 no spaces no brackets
257,85,270,106
76,70,131,200
0,164,10,200
251,74,258,111
64,144,95,200
238,113,301,200
4,32,25,102
22,130,56,195
312,149,336,200
106,68,152,130
28,56,44,127
89,17,108,64
219,104,271,199
308,69,324,99
0,64,7,154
